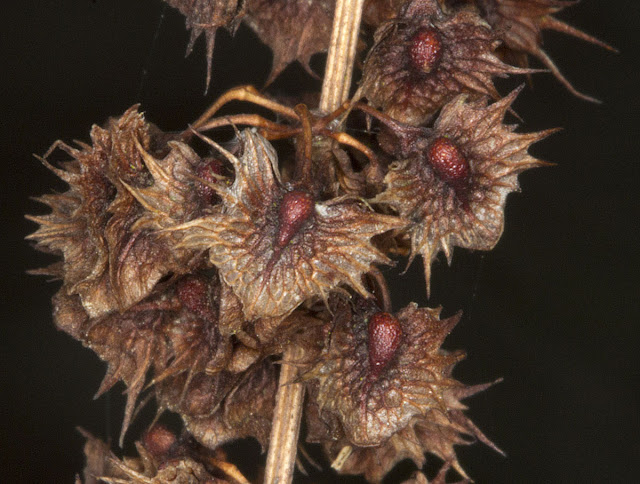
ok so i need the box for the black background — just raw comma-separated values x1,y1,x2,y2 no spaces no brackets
2,1,639,482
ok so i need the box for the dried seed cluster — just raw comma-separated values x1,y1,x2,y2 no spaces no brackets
28,0,611,482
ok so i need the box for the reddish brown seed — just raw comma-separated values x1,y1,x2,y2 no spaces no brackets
276,190,314,248
142,424,177,459
176,275,214,320
196,158,224,204
368,312,402,376
409,28,443,73
427,136,470,184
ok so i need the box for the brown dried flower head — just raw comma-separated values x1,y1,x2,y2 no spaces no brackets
359,0,528,125
52,271,238,444
171,129,405,320
27,106,198,317
307,297,501,481
473,0,616,102
25,0,611,480
375,88,554,290
308,297,466,446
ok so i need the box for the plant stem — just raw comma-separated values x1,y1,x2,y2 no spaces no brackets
263,344,305,484
263,3,365,482
320,0,366,112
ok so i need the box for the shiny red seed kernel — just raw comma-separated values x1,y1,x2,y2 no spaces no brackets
276,190,314,248
368,312,402,376
427,136,470,184
409,28,443,74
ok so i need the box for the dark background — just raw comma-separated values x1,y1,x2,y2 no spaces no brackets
2,1,638,482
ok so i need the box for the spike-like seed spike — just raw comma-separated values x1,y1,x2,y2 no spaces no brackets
310,299,465,446
51,270,237,446
26,106,201,317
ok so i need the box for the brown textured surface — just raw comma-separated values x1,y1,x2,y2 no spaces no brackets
307,296,500,481
26,107,201,317
374,88,554,291
173,130,405,320
244,0,335,84
359,0,529,124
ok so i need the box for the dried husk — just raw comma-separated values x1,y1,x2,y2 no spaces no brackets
244,0,334,84
374,88,554,291
473,0,616,101
27,107,206,317
306,297,501,482
52,272,240,444
359,0,529,125
171,129,406,320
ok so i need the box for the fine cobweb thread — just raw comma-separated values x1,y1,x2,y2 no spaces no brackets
136,4,167,102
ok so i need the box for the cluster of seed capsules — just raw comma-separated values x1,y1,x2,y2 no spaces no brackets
28,0,611,482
